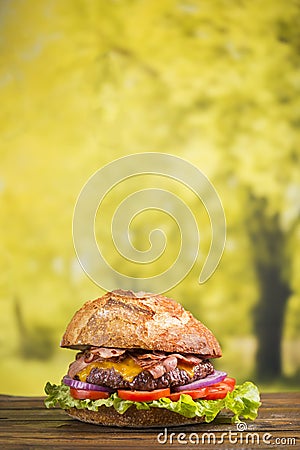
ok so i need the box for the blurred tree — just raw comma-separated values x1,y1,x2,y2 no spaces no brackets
246,197,292,380
14,298,54,360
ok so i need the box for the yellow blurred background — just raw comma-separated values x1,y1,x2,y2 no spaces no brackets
0,0,299,395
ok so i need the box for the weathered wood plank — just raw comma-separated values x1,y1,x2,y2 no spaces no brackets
1,407,299,427
0,393,299,449
0,430,299,449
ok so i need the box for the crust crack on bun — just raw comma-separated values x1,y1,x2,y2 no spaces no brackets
60,290,222,358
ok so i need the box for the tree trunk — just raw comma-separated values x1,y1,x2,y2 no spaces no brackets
254,263,291,380
246,196,291,381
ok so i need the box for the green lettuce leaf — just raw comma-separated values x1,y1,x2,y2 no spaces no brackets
44,381,261,423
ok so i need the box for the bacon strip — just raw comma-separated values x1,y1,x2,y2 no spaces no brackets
84,347,126,362
130,352,201,379
68,356,90,378
170,353,203,365
68,347,204,380
68,347,126,377
147,356,178,378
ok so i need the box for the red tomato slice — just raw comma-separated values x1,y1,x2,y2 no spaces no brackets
203,379,235,400
222,377,236,389
167,388,207,401
117,388,170,402
70,388,110,400
203,385,230,400
167,377,236,402
166,392,181,401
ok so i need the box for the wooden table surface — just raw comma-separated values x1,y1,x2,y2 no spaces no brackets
0,392,299,449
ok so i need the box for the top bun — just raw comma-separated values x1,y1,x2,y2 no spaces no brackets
60,290,222,358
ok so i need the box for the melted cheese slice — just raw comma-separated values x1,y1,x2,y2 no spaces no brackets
78,357,143,382
78,357,195,382
177,362,195,378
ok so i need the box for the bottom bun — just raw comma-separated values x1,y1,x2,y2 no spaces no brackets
66,406,205,428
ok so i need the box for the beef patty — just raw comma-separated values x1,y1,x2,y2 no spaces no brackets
86,360,213,391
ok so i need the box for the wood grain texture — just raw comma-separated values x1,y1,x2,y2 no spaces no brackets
0,393,299,449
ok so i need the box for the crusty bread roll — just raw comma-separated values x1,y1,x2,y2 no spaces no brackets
66,405,205,427
61,290,221,358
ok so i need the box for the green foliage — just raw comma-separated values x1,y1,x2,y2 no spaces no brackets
0,0,299,394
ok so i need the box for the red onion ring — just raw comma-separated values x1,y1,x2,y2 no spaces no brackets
62,376,114,393
174,370,227,392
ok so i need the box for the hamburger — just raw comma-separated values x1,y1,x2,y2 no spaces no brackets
45,289,260,427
